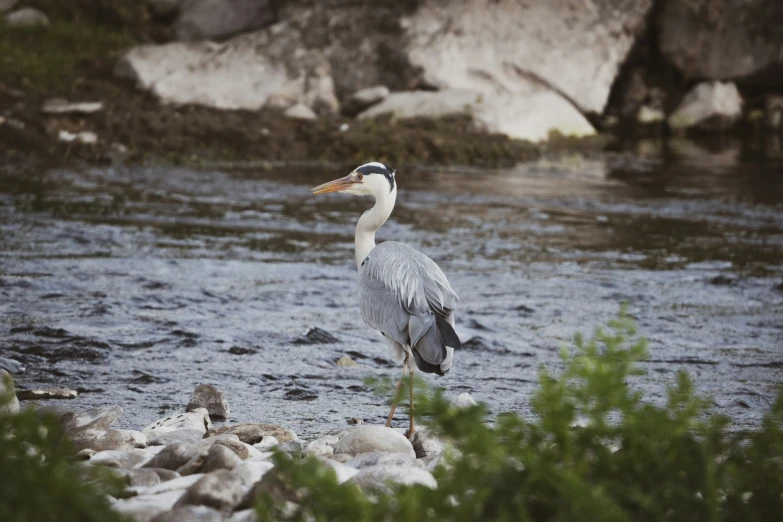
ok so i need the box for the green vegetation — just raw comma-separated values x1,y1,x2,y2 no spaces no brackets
0,375,126,522
255,311,783,522
0,1,144,94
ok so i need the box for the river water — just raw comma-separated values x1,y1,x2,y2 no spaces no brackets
2,139,782,439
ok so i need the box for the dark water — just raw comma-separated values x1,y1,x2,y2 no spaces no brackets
2,138,782,439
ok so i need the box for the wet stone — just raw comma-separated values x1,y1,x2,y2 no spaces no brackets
112,490,185,522
333,425,415,458
174,469,251,512
206,422,297,444
186,383,230,420
143,442,207,471
292,327,338,345
0,370,20,415
114,468,162,489
89,449,150,469
148,429,205,446
15,388,78,400
200,443,243,473
143,409,211,438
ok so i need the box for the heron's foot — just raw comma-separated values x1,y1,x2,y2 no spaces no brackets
405,427,416,440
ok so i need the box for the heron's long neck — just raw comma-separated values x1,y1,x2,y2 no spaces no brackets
355,187,396,269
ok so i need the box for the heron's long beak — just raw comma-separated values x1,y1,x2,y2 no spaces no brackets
311,174,358,195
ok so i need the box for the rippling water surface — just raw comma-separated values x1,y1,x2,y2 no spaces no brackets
2,140,782,438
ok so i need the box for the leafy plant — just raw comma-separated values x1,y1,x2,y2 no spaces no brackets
0,375,126,522
255,310,783,522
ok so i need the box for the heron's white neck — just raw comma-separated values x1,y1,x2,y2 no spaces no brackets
355,185,396,269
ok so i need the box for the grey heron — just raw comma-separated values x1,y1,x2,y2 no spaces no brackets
312,162,461,437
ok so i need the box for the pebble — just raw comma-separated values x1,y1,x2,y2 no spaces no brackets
335,354,358,368
58,130,98,145
143,409,211,438
41,98,103,115
284,103,317,121
206,423,297,444
114,468,162,489
333,425,415,458
186,384,230,420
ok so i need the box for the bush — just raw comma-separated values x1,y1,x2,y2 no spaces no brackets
255,311,783,522
0,376,126,522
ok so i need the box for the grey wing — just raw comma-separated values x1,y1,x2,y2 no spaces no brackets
358,242,460,375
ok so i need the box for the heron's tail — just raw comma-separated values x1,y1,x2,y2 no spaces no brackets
409,313,460,376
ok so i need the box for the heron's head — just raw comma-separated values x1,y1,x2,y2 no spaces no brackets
311,162,396,198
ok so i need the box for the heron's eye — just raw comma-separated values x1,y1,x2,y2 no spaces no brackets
356,173,363,181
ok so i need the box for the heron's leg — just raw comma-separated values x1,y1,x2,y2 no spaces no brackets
406,364,416,438
385,356,408,427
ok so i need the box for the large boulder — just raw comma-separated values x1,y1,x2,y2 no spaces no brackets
115,21,339,116
333,425,415,458
668,82,743,130
358,89,595,143
403,0,653,115
206,423,297,444
142,408,211,438
658,0,783,81
174,0,275,42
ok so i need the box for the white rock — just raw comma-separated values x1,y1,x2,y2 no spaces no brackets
451,392,478,408
284,102,317,121
359,89,594,143
345,451,419,470
147,429,204,446
252,436,279,452
142,408,211,438
116,22,338,115
4,7,49,28
116,429,147,448
89,449,150,469
403,0,652,114
227,509,259,522
186,383,230,419
57,130,98,145
42,98,103,115
349,464,437,491
343,85,390,116
132,474,205,497
0,370,19,416
669,82,743,130
233,459,275,485
317,457,360,484
112,490,186,522
637,106,665,124
303,435,339,458
333,425,415,458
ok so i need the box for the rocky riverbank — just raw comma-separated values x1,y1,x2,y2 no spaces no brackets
2,369,456,522
1,0,782,167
